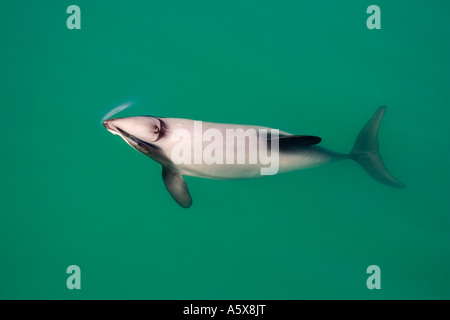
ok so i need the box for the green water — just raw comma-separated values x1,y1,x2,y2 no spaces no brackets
1,1,449,299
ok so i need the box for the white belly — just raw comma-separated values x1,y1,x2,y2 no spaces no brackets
156,118,341,179
176,146,337,179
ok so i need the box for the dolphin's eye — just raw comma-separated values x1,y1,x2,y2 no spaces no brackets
153,119,162,135
147,118,163,140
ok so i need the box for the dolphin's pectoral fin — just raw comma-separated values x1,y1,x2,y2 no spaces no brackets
277,135,322,150
162,167,192,208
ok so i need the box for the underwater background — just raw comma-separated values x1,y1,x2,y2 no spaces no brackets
0,1,449,299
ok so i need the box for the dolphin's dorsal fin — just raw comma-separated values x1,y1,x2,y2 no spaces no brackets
162,167,192,208
277,135,322,150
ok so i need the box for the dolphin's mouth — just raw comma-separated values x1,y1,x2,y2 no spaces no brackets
103,121,120,135
111,126,161,153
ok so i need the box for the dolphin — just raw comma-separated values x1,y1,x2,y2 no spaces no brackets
103,106,404,208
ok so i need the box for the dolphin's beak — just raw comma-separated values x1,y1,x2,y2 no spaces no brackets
103,119,119,135
103,119,156,154
103,119,111,129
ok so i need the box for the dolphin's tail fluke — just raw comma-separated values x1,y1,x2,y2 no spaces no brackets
350,106,405,189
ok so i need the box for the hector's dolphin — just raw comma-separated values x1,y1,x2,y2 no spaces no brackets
103,106,404,208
